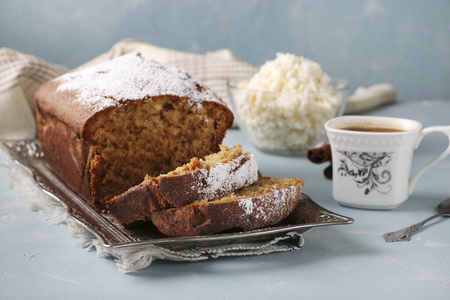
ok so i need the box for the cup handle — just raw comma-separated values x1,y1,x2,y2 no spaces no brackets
408,126,450,195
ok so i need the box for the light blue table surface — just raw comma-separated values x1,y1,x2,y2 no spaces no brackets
0,100,449,299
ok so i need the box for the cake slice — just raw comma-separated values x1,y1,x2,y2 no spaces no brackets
151,177,304,236
106,144,258,228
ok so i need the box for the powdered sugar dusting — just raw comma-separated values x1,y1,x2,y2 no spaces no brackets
238,185,298,222
191,153,258,199
55,53,223,111
240,198,255,215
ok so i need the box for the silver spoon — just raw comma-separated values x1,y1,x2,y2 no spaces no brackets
383,197,450,242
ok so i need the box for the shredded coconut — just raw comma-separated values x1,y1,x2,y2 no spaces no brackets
55,53,223,112
234,53,343,151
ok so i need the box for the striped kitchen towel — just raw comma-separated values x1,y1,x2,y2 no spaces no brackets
0,48,67,140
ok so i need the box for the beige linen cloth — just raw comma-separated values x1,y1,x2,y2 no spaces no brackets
0,48,67,139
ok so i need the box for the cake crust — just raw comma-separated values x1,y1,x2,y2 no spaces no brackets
151,177,304,236
150,145,258,210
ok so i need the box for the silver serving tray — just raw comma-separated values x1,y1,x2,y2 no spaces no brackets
1,140,353,250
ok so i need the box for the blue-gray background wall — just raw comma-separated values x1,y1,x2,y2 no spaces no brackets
1,0,449,102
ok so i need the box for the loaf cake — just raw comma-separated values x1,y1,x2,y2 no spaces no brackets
106,144,259,227
151,177,304,236
35,53,234,211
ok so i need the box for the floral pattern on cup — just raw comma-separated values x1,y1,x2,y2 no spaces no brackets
326,116,450,209
337,151,393,195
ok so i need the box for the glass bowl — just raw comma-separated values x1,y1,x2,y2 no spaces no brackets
227,77,349,156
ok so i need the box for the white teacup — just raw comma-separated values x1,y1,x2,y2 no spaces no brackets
325,116,450,209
